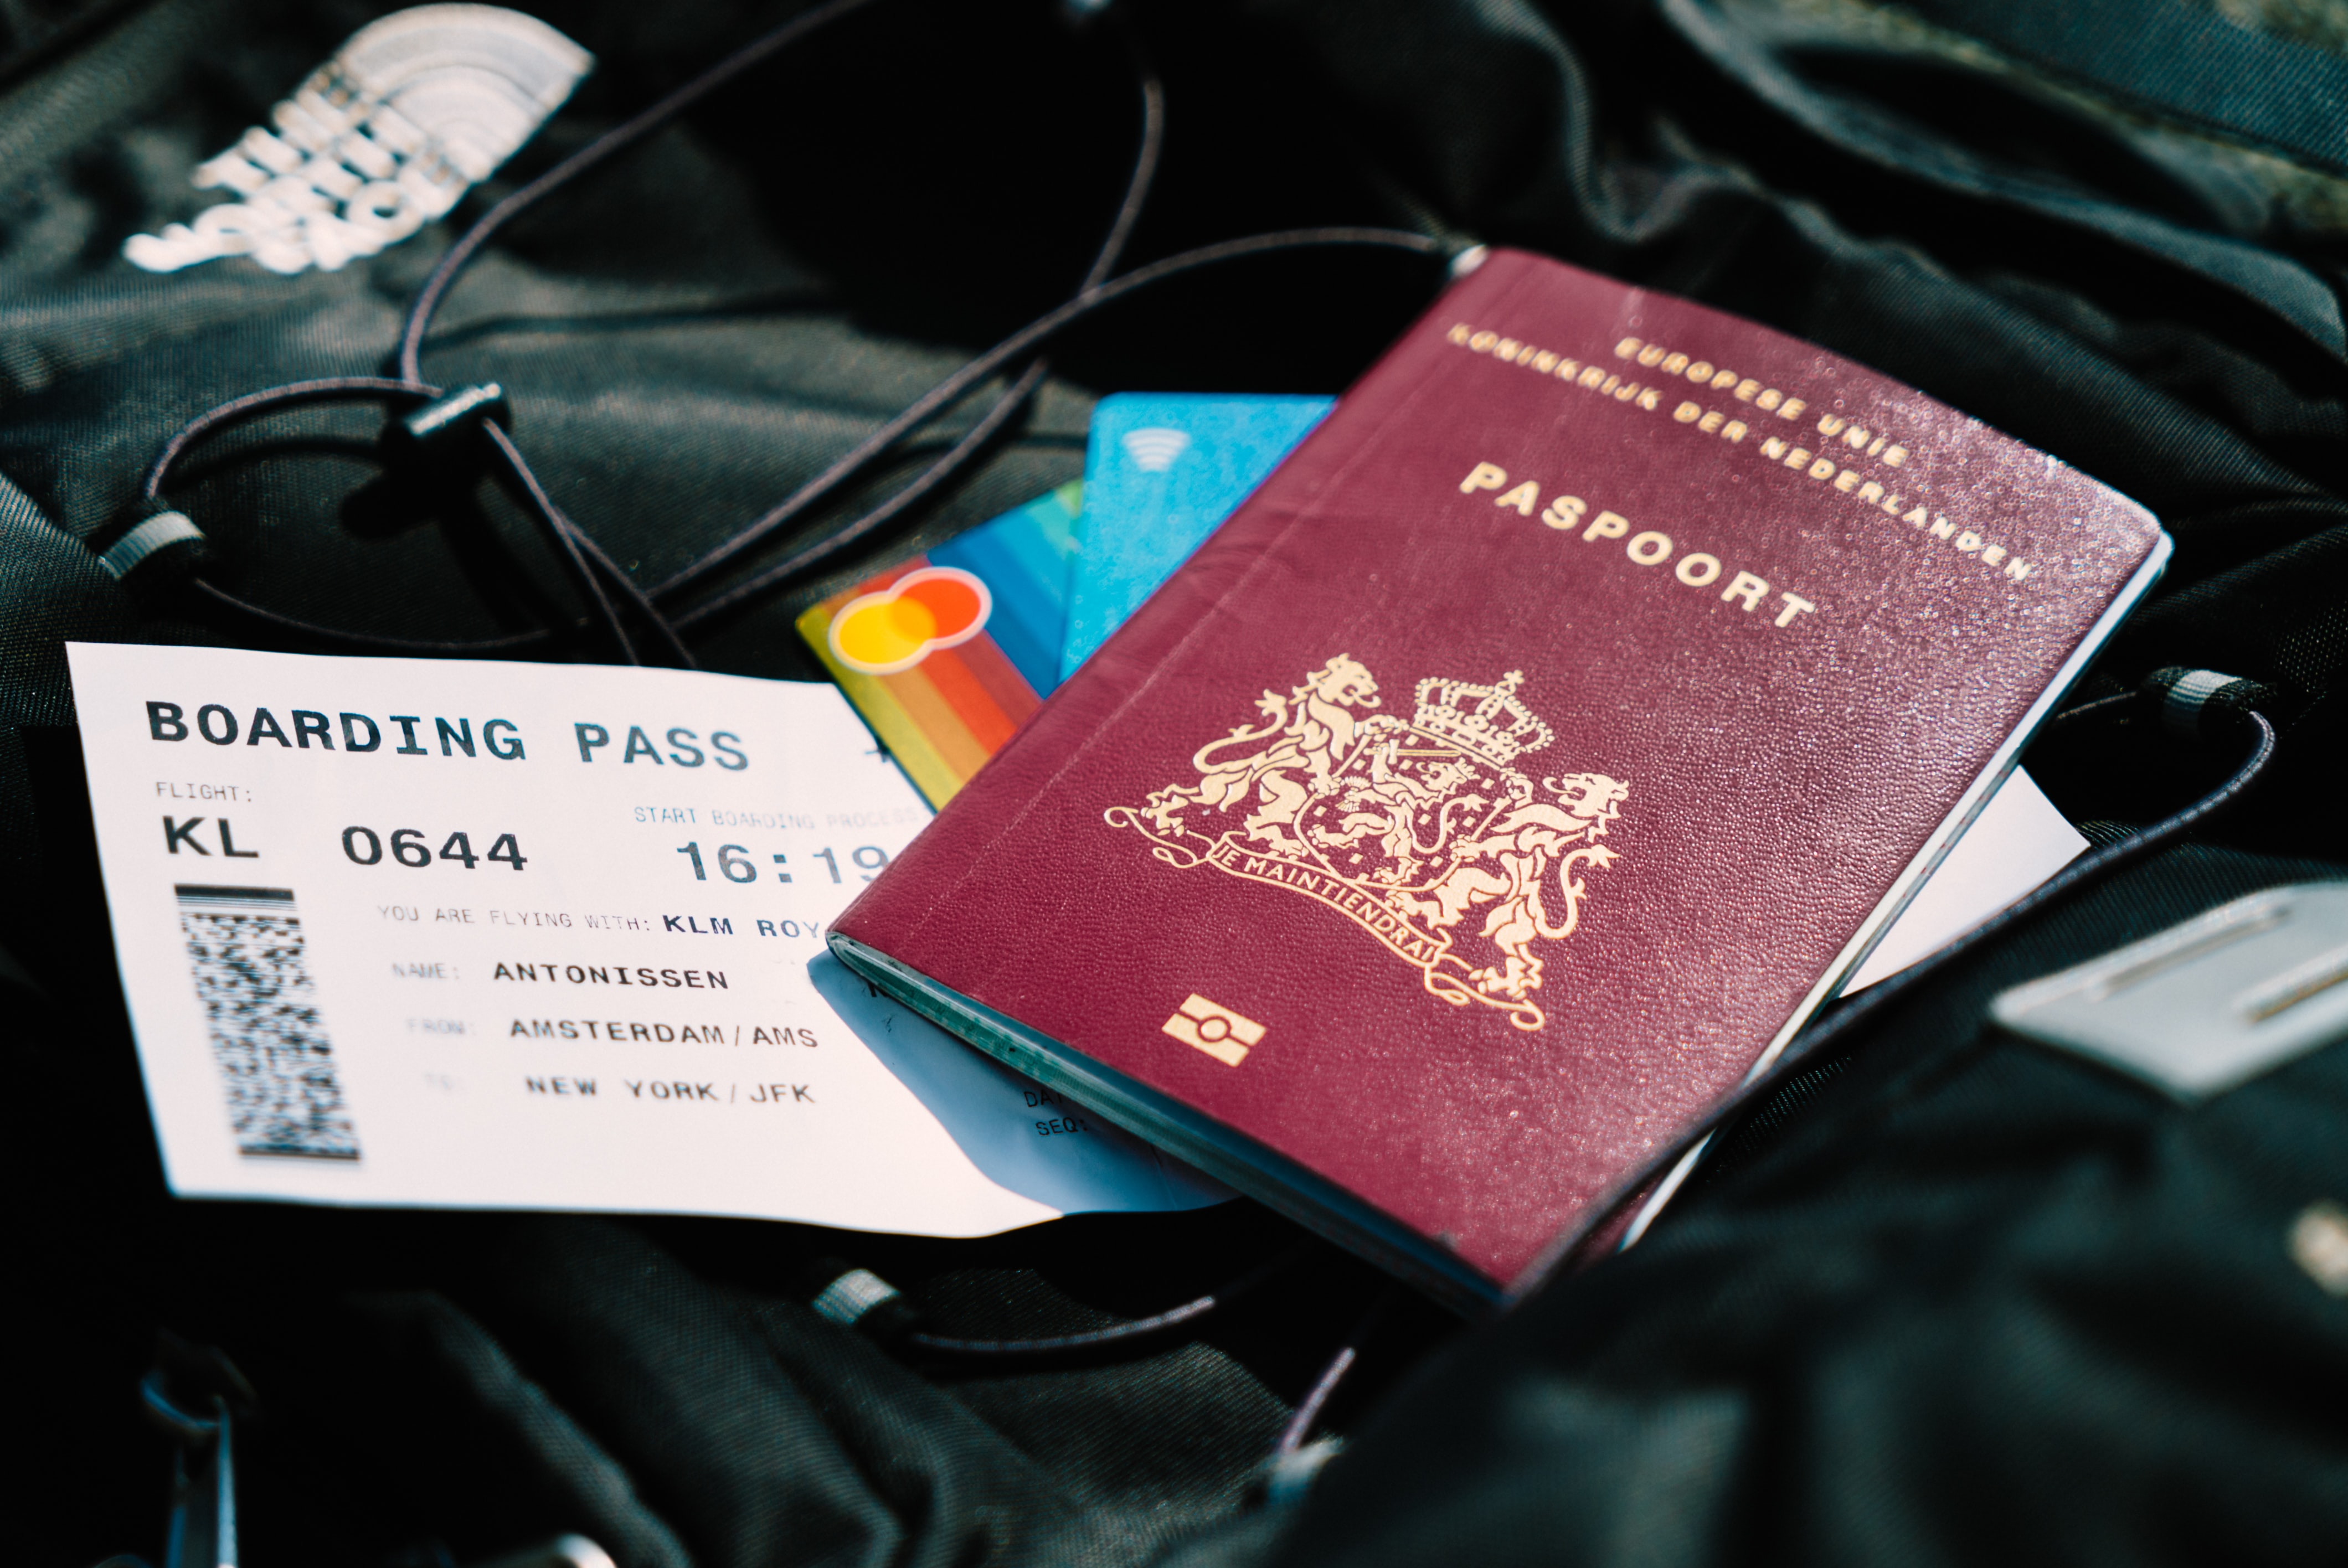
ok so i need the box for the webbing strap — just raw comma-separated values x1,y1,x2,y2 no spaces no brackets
1909,0,2348,176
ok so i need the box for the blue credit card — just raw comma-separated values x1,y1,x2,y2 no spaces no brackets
1059,394,1334,680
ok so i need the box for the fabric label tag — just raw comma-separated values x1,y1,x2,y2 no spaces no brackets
66,642,1223,1232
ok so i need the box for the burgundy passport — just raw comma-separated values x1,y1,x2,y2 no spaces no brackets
831,249,2167,1305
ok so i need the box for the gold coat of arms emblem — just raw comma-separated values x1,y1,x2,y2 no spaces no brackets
1105,657,1629,1031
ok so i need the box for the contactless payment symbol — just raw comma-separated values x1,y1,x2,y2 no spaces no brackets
1120,427,1192,473
827,567,993,675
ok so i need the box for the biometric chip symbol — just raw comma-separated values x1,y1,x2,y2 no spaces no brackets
1162,994,1265,1067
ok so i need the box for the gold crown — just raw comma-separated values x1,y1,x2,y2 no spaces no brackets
1410,670,1553,766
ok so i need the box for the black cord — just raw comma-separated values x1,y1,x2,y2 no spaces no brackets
146,379,647,658
395,0,890,385
670,225,1443,627
186,578,544,655
903,1246,1298,1357
1274,1285,1397,1458
663,35,1173,621
157,223,1439,655
1505,706,2280,1299
481,420,640,664
415,10,1168,648
141,376,428,497
2041,688,2138,729
136,376,567,653
152,4,1242,664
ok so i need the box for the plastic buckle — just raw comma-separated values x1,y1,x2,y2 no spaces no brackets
1991,882,2348,1101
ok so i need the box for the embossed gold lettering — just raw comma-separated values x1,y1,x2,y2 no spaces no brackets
1721,571,1768,611
1540,496,1589,530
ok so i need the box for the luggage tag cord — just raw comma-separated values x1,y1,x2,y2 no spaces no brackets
794,1244,1306,1356
108,0,1450,666
795,1244,1393,1500
1511,675,2283,1299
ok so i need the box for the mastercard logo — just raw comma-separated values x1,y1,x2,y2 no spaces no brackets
828,566,993,675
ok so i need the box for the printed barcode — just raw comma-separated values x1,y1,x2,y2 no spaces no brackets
175,884,360,1160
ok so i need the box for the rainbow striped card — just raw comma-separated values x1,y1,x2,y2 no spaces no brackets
797,482,1079,807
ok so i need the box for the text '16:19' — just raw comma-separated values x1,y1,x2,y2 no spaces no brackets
674,843,888,884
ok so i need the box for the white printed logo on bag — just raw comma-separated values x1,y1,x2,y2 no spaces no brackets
123,3,591,276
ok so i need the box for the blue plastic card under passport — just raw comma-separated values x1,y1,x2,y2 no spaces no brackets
1058,394,1333,681
926,480,1080,697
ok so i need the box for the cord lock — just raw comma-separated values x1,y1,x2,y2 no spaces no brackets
388,382,509,452
2146,667,2277,743
97,508,208,584
797,1257,921,1342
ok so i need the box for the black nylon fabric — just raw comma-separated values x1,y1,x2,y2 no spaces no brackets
10,0,2348,1564
1277,846,2348,1568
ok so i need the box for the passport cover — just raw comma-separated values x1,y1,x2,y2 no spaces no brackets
831,249,2170,1304
1060,394,1332,679
797,482,1080,806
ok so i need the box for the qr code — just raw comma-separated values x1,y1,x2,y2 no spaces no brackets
176,885,359,1160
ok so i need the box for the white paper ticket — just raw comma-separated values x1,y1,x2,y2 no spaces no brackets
67,642,1224,1234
